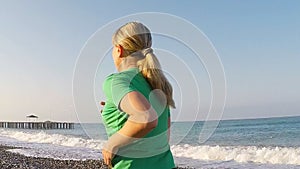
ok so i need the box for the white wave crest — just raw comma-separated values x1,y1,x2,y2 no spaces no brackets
1,129,300,166
0,129,105,150
171,144,300,165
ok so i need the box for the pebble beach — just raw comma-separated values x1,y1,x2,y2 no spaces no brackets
0,145,108,169
0,145,193,169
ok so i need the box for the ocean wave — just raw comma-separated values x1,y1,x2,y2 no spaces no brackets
1,129,300,166
171,144,300,165
0,129,105,150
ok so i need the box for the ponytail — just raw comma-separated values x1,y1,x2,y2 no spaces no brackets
137,48,176,108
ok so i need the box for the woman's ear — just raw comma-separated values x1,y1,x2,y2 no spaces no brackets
116,45,124,58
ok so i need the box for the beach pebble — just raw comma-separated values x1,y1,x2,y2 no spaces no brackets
0,145,194,169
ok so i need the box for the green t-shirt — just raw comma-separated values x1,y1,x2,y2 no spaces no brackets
101,67,175,169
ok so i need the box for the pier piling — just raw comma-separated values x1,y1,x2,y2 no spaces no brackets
0,121,74,129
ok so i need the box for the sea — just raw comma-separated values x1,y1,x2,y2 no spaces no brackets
0,116,299,169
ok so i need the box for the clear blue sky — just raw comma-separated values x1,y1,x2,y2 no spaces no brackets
1,1,299,122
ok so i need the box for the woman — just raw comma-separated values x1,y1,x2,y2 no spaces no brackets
101,22,176,169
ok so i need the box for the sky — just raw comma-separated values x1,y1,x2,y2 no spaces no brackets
0,1,299,123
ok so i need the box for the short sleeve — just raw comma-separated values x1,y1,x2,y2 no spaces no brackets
111,74,136,110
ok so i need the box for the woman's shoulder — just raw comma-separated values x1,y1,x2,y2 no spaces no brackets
104,69,132,81
104,68,145,87
115,68,140,80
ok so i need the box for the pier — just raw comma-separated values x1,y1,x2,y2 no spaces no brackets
0,121,74,129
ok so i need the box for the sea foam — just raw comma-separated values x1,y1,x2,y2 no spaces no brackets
1,129,300,166
0,129,104,150
171,144,300,165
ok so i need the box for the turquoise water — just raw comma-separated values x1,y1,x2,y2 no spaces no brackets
177,116,300,147
73,115,300,148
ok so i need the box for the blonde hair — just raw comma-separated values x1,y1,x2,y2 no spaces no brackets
112,22,175,108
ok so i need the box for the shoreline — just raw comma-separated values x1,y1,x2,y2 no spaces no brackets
0,144,193,169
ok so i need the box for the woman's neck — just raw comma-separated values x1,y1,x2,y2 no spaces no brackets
117,56,138,72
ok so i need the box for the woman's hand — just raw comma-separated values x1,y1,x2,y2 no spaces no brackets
100,101,105,114
102,149,114,168
102,143,118,168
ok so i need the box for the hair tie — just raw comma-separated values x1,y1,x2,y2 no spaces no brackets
141,48,153,56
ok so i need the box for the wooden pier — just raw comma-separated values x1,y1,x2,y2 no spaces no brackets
0,121,74,129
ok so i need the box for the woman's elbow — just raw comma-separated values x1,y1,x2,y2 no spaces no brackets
146,111,158,130
140,110,158,130
139,118,158,131
147,118,158,129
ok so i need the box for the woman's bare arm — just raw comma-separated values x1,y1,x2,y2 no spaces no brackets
118,91,158,136
102,91,158,166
